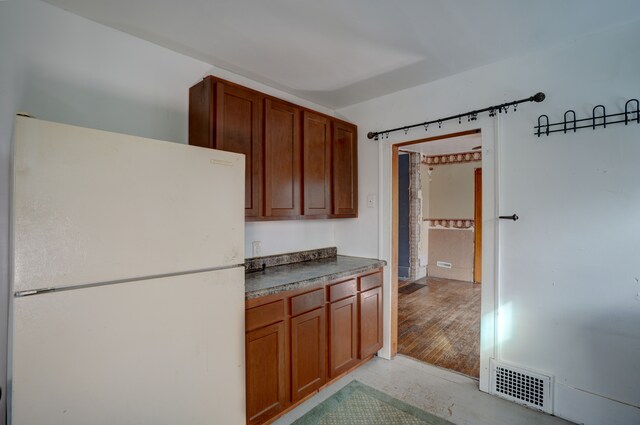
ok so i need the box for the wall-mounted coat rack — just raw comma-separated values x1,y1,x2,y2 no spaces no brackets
535,98,639,137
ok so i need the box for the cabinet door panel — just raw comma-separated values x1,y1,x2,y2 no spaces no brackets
359,286,383,359
216,82,263,217
291,308,326,402
332,121,358,217
246,321,287,424
303,111,331,216
265,99,301,217
328,296,358,378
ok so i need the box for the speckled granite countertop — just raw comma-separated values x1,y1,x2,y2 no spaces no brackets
245,255,386,300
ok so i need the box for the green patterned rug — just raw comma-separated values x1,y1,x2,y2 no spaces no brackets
292,380,456,425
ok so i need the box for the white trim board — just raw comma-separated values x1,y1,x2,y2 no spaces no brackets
378,115,499,395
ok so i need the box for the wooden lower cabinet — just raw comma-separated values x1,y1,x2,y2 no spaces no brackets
246,321,287,425
359,286,383,358
290,307,326,401
245,267,383,424
328,296,359,378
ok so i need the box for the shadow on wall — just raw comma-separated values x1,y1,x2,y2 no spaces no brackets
15,68,189,145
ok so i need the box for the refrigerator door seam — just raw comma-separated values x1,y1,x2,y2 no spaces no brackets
14,263,246,298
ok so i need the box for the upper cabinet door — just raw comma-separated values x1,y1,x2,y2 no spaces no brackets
302,112,331,217
215,82,264,218
332,121,358,217
264,99,301,217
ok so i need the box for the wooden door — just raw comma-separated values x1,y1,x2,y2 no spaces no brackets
246,321,287,424
359,286,383,358
474,168,482,283
331,121,358,217
302,111,331,216
290,308,326,402
215,81,264,218
328,296,358,378
265,99,301,217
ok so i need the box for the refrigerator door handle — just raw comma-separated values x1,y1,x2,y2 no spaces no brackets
15,288,56,297
14,263,245,298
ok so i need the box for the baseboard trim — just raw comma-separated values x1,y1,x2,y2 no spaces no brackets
554,382,640,425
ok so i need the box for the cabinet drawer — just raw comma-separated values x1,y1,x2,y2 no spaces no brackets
246,300,285,332
290,288,324,317
358,271,382,292
328,279,357,302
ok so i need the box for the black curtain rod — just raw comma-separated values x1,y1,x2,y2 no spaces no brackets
367,92,546,140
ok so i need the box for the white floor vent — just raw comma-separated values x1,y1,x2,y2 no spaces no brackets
490,359,553,414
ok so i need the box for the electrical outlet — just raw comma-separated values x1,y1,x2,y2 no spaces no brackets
252,241,261,257
436,261,452,269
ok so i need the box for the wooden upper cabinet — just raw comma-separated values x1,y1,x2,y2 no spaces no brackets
215,82,264,218
188,76,359,221
302,111,331,217
188,77,264,218
188,77,214,149
332,121,358,217
264,99,301,217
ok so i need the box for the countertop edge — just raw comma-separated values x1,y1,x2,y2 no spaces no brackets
245,259,386,300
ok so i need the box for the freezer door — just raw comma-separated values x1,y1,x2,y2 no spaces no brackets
12,116,244,293
11,268,245,425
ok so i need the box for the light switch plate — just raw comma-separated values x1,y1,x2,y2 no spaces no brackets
367,194,377,208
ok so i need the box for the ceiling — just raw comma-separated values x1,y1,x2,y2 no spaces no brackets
399,133,481,157
44,0,640,109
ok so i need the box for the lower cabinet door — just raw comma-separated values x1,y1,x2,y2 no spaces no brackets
290,307,326,401
328,296,359,378
359,286,383,358
246,321,287,424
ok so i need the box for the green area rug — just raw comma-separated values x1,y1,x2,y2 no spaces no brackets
292,380,456,425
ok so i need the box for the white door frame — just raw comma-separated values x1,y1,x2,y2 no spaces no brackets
376,116,501,393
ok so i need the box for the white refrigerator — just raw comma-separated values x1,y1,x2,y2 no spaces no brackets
9,116,246,424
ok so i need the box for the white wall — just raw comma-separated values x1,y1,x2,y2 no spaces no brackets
0,1,337,422
0,3,200,422
336,20,640,425
245,220,335,258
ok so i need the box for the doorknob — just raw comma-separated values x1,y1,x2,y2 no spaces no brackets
499,214,519,221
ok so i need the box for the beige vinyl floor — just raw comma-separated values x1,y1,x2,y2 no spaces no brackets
273,355,575,425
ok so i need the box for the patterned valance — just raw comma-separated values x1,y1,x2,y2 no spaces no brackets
425,218,474,229
422,151,481,165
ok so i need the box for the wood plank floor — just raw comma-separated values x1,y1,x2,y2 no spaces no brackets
398,276,481,378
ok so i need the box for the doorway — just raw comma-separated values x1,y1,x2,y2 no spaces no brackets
394,131,483,378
